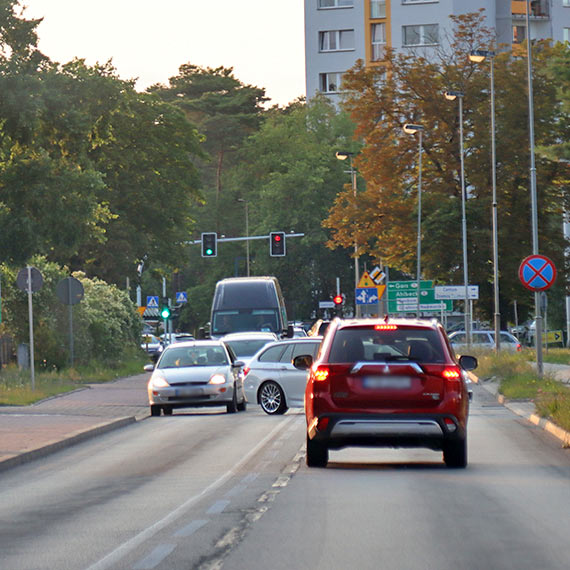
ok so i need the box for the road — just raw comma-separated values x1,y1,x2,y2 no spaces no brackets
1,384,570,570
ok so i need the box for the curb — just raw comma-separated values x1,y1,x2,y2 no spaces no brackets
0,416,137,473
483,382,570,449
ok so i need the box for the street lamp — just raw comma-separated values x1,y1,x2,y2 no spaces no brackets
470,49,500,352
237,198,250,276
525,0,543,376
444,90,471,345
336,151,360,317
403,124,424,317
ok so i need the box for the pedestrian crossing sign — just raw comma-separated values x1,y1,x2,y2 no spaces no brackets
176,291,188,304
146,296,159,308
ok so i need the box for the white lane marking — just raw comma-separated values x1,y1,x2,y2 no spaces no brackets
173,519,208,538
240,472,259,484
86,415,295,570
206,500,230,514
224,484,247,498
132,544,176,570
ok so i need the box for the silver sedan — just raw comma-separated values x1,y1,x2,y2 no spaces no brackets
244,338,322,415
145,340,246,416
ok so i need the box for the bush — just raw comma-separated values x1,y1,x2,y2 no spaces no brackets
0,257,142,368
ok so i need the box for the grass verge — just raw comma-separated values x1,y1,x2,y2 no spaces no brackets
474,348,570,433
0,350,149,406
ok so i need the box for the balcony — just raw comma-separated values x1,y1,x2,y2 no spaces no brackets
512,0,550,19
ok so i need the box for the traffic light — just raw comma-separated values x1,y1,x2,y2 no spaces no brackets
201,232,217,257
269,232,286,257
160,298,171,320
333,294,344,306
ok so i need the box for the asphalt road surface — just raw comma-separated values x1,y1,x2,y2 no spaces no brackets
1,384,570,570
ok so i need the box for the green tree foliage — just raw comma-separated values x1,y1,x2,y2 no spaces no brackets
325,11,568,325
0,3,204,284
152,64,267,227
178,97,362,323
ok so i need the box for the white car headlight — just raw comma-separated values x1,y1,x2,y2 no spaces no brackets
151,373,170,388
208,374,226,385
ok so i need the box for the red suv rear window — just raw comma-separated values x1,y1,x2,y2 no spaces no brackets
328,326,445,363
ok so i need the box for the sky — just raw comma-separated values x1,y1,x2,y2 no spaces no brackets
22,0,307,106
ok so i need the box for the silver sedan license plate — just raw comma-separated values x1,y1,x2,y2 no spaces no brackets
363,375,411,389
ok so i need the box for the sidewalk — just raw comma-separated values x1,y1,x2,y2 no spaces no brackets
0,373,150,472
474,364,570,447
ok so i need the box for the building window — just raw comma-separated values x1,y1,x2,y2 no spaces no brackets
318,0,353,7
370,0,386,18
402,24,439,46
371,23,387,61
402,0,439,3
319,72,344,93
512,25,526,44
564,28,570,43
564,0,570,6
319,30,355,52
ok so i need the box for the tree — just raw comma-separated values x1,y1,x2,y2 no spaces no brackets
324,11,568,326
152,64,267,227
218,96,361,320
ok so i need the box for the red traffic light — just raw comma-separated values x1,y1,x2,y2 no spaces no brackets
333,295,343,305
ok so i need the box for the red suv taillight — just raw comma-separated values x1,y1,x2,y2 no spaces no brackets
441,367,461,380
312,366,329,382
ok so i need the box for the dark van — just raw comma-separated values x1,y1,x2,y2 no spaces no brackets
210,277,288,338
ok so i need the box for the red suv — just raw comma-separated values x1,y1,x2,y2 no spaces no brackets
294,317,477,469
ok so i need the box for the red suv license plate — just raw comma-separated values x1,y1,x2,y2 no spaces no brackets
363,376,411,389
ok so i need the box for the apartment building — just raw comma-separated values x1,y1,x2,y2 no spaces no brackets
305,0,570,101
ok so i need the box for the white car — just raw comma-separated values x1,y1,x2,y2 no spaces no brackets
221,332,278,363
449,330,522,352
145,340,247,416
244,338,322,414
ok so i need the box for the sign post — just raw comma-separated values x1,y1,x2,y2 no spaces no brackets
56,277,85,366
16,266,43,390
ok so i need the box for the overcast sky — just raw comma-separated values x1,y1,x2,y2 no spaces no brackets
23,0,306,106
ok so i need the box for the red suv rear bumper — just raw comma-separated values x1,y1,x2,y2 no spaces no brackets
308,412,466,452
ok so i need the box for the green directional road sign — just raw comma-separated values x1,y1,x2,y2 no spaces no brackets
387,280,452,313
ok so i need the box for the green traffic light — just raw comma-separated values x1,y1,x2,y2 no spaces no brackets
205,248,213,255
160,307,171,319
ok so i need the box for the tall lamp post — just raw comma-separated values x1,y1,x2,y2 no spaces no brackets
444,90,471,346
237,198,250,276
470,49,500,352
525,0,543,376
336,151,360,317
403,124,424,317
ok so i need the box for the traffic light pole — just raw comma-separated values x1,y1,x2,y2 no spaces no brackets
191,233,305,245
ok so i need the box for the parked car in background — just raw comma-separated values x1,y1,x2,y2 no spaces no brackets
294,317,477,469
308,319,330,337
244,338,322,415
292,327,308,337
145,340,246,416
141,334,163,358
448,330,522,352
161,332,195,345
221,332,278,363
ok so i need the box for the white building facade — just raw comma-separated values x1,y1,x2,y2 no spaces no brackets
305,0,570,101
